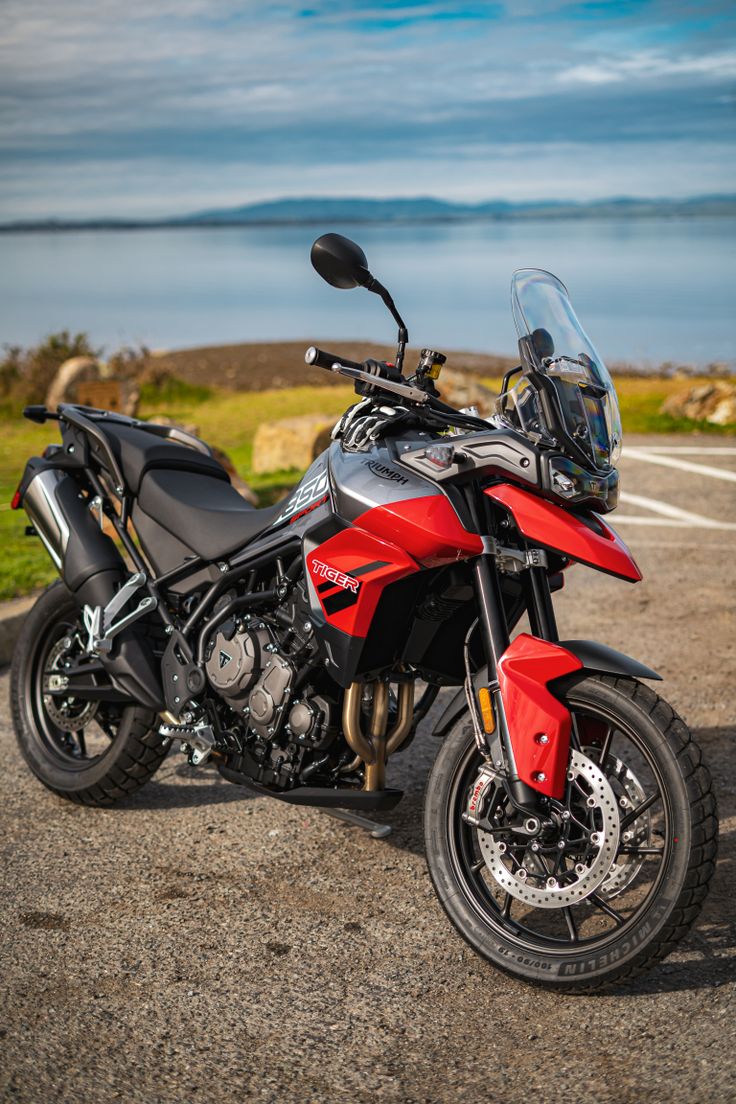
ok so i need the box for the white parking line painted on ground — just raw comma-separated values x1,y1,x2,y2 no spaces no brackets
625,446,736,455
617,516,701,525
618,491,736,529
623,447,736,483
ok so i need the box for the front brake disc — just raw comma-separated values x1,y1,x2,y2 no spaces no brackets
474,750,620,910
595,751,650,899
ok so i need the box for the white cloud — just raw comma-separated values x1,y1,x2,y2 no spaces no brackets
558,48,736,86
0,1,734,215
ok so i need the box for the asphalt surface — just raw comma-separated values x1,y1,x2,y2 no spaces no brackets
1,434,734,1103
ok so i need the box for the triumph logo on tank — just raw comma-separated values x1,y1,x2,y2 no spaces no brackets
310,559,359,593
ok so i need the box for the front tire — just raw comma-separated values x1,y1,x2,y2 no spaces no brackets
11,581,168,806
424,674,717,991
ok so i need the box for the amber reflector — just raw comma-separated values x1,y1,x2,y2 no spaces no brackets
478,687,496,734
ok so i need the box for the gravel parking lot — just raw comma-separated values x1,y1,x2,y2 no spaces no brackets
1,435,734,1104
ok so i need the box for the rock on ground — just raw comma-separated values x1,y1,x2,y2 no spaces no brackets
252,413,336,474
45,356,140,417
661,380,736,425
436,367,497,417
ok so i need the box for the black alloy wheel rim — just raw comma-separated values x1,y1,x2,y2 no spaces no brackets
446,702,673,956
28,615,123,770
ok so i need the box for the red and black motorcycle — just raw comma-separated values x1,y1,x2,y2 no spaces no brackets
11,233,716,989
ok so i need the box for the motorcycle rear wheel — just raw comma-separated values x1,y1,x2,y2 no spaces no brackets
424,673,717,991
11,581,168,806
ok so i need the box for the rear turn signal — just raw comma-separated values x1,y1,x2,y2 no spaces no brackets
477,687,496,734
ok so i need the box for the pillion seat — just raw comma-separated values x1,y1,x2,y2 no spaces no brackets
90,421,230,493
137,469,284,560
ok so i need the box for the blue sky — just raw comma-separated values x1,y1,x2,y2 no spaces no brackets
0,0,734,218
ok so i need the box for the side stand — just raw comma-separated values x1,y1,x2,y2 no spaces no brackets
322,808,392,839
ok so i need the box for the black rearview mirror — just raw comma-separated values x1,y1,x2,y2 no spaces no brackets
310,233,372,290
309,231,410,373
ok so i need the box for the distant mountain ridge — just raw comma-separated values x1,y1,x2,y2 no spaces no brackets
3,194,735,231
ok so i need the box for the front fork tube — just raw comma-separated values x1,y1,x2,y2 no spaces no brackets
472,554,554,813
525,566,559,642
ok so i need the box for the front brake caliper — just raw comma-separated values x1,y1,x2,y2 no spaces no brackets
463,764,498,828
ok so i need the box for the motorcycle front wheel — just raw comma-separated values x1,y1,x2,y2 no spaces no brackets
424,673,717,991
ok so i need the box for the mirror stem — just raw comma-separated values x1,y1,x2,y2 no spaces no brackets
366,277,409,374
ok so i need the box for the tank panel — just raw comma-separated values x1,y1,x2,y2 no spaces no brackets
356,496,482,566
329,440,435,522
270,452,330,528
305,525,418,639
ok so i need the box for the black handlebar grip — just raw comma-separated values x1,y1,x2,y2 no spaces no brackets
305,346,365,373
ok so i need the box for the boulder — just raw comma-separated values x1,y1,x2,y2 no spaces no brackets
437,368,497,418
45,356,102,410
251,414,336,474
709,394,736,426
45,355,140,416
661,381,736,425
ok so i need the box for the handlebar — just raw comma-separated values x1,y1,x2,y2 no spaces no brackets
304,346,364,373
303,345,489,429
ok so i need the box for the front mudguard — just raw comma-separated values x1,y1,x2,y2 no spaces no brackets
432,636,661,801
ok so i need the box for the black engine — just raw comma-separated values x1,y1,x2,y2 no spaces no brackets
202,588,337,789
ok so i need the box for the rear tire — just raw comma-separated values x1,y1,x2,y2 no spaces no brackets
11,581,168,806
424,674,717,991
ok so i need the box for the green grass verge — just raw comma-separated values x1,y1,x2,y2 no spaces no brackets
0,376,732,601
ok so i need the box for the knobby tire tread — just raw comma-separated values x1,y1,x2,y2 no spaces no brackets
546,676,716,992
425,672,717,993
11,582,168,807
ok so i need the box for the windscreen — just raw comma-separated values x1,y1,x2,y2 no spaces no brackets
509,269,622,469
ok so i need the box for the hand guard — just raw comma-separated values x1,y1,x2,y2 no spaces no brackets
333,400,416,452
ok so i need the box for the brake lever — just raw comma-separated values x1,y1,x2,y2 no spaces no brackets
328,362,429,405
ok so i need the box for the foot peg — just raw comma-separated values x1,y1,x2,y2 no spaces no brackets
159,720,216,766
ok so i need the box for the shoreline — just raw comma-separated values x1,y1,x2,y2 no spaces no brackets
147,340,733,391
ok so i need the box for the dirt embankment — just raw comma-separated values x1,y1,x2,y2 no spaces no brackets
148,340,733,394
148,341,516,391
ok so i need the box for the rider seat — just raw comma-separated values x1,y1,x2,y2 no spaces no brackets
137,469,284,560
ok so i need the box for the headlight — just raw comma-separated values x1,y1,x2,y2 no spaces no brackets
547,455,619,513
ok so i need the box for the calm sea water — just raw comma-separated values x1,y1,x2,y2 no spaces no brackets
1,217,734,368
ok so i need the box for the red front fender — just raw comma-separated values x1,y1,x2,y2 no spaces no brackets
497,634,583,800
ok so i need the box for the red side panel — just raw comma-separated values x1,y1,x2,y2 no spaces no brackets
497,633,583,800
484,484,641,582
355,495,482,567
306,526,418,638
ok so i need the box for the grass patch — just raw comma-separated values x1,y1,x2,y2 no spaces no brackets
138,376,213,406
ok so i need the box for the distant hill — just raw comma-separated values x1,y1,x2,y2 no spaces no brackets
3,194,735,231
